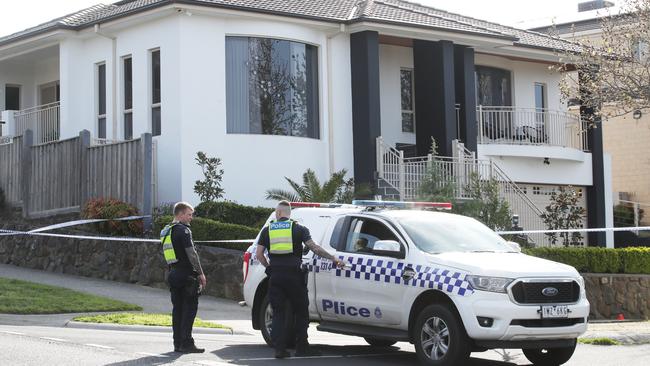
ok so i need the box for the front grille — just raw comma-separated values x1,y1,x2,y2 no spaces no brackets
510,281,580,304
510,318,585,328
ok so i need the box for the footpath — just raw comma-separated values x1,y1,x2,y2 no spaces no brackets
1,263,648,344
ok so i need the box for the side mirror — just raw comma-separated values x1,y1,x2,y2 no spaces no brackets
373,240,402,257
506,241,521,253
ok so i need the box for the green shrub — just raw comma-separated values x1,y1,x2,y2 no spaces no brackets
619,247,650,274
524,247,650,274
154,215,258,242
81,198,143,236
194,201,273,229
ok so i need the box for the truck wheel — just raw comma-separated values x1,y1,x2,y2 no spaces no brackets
413,304,470,366
364,338,397,347
258,294,295,348
522,340,577,366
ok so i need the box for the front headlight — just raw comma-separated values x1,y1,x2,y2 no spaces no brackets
467,275,514,293
577,276,587,299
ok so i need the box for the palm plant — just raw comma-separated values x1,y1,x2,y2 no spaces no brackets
266,169,359,203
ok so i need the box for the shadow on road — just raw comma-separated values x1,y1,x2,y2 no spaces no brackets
104,351,182,365
212,343,523,366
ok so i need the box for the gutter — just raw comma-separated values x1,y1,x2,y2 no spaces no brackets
94,24,118,140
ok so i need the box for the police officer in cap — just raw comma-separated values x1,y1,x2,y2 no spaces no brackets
161,202,206,353
256,201,346,359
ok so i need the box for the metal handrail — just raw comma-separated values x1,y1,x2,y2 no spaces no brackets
13,101,60,144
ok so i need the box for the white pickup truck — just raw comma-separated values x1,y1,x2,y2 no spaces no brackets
242,202,589,366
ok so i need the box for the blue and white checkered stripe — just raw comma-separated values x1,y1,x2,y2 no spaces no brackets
305,255,473,297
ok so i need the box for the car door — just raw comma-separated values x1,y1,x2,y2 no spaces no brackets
315,215,411,326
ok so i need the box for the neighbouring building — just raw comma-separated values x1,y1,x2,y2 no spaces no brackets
0,0,613,246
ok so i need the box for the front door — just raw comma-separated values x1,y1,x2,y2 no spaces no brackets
315,215,410,326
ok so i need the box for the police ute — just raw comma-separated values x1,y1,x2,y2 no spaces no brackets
242,201,589,366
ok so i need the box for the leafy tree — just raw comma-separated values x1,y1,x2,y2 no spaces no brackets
194,151,225,202
457,173,512,232
541,186,586,247
265,169,364,203
554,0,650,119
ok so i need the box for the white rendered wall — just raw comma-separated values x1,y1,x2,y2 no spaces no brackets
328,33,355,177
0,50,59,112
379,44,416,149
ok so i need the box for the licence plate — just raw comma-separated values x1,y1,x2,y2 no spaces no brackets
541,305,569,318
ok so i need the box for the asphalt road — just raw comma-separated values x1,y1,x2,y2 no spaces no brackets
2,322,649,366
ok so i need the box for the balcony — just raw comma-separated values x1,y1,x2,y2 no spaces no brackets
1,102,60,144
477,106,588,151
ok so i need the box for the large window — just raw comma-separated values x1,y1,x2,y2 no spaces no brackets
226,36,320,139
151,49,161,136
534,82,547,124
5,85,20,110
475,66,511,106
97,63,107,139
123,56,133,140
400,69,415,133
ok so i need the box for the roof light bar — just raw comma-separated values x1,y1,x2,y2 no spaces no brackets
289,202,345,208
351,200,452,210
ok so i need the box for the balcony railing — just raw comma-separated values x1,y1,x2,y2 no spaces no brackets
477,105,588,151
14,101,60,144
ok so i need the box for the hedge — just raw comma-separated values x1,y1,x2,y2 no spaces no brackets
154,216,258,242
194,201,273,229
524,247,650,274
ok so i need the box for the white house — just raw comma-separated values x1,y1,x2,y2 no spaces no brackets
0,0,612,246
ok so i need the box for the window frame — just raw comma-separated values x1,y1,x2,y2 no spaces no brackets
400,68,416,133
96,62,107,139
150,48,161,136
225,36,321,139
534,82,547,125
122,55,133,140
337,215,407,259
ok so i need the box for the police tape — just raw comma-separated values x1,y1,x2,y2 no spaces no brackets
497,226,650,235
0,216,255,244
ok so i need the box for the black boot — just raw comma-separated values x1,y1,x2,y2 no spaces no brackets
178,344,205,353
275,349,291,359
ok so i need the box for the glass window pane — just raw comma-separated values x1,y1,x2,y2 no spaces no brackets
98,64,106,115
475,66,511,106
400,70,413,111
124,112,133,140
5,86,20,110
535,83,546,109
402,112,414,133
124,58,132,110
152,106,161,136
152,50,161,104
98,117,106,139
226,36,319,139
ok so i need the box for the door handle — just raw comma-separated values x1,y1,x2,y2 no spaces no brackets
402,267,416,280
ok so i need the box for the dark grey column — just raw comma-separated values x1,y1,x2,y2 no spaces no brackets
413,40,457,156
350,31,381,189
580,68,606,247
454,45,477,152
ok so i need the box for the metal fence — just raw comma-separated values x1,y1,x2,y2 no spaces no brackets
477,105,588,151
14,102,60,144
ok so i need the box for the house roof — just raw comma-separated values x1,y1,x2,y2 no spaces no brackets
0,0,581,53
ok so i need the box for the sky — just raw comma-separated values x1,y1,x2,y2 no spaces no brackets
0,0,592,38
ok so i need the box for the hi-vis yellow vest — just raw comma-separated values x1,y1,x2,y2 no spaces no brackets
268,220,294,255
160,223,179,264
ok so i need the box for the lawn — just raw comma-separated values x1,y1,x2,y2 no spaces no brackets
73,312,230,329
0,277,142,314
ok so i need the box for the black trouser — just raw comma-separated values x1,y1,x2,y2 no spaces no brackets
167,268,199,349
268,266,309,351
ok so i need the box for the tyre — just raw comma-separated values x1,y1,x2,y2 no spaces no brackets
522,340,577,366
413,304,470,366
364,338,397,348
258,294,295,348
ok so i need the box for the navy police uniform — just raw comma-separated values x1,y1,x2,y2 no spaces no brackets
166,223,200,351
258,217,311,353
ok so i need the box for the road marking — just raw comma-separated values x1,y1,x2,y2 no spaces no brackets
236,351,407,361
40,337,68,342
195,361,231,366
137,352,170,358
1,331,25,335
84,343,114,350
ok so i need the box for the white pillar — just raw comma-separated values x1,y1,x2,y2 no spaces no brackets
603,153,614,248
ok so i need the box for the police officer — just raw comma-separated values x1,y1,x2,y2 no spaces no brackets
256,201,345,359
161,202,206,353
